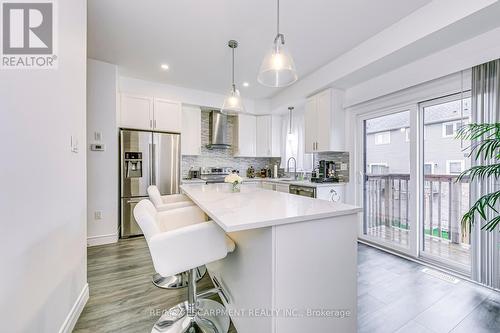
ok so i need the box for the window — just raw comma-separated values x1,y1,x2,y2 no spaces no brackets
424,162,435,174
442,121,463,138
368,163,388,174
374,131,391,145
402,127,410,142
446,160,465,174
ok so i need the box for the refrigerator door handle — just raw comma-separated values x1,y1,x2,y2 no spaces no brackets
151,143,156,185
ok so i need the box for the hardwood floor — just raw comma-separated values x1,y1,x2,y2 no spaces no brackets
73,237,236,333
75,237,499,333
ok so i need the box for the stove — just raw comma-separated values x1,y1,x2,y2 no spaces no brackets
200,167,234,183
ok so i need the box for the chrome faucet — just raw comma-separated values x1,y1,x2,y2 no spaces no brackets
287,157,298,180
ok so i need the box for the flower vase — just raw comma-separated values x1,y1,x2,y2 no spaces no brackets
232,182,241,193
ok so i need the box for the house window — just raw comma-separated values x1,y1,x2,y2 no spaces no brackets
368,163,389,174
446,160,464,174
424,162,435,174
442,121,463,138
374,131,391,145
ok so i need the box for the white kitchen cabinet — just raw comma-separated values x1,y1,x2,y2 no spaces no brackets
316,185,345,203
181,106,201,155
120,94,153,130
154,98,182,132
119,94,181,132
233,114,256,157
262,182,275,191
304,88,345,153
256,115,281,157
275,183,290,193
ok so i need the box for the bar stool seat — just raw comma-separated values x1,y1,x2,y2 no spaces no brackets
134,199,235,333
147,185,205,289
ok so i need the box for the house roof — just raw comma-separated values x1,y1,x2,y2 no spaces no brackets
366,99,471,134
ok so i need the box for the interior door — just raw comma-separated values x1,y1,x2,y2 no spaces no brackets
154,98,182,132
153,132,180,195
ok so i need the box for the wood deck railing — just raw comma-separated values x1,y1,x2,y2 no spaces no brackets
364,173,470,246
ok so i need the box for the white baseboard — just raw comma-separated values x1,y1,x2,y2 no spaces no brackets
58,283,89,333
87,233,118,247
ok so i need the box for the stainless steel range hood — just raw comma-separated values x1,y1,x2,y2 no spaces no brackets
207,110,231,149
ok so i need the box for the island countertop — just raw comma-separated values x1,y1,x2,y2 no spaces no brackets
180,183,362,232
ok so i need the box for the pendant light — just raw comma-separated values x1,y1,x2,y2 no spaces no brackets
287,106,296,143
221,40,245,115
258,0,298,87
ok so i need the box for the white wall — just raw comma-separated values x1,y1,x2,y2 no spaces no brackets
0,0,87,332
87,59,119,246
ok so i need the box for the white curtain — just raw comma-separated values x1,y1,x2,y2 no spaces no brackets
470,60,500,290
279,107,313,171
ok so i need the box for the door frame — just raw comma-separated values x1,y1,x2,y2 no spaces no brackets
355,104,419,258
417,92,472,276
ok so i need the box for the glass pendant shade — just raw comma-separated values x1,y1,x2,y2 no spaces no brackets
258,42,298,88
221,86,244,116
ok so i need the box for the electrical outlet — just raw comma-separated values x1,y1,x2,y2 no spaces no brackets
94,211,103,220
340,163,348,171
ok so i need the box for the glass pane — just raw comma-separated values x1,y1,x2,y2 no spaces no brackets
422,97,471,272
364,111,411,249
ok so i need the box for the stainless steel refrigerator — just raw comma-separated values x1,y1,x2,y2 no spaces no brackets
120,129,181,237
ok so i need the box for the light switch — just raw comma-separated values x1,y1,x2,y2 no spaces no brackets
71,135,79,153
94,132,102,141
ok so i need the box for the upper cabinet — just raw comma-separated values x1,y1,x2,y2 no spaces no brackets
181,106,202,156
154,98,182,132
256,115,281,157
304,88,345,153
233,114,256,157
120,94,153,130
119,93,182,132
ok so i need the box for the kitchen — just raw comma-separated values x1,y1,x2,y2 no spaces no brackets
3,1,500,333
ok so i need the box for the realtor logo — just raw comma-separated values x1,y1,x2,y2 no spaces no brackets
1,0,57,69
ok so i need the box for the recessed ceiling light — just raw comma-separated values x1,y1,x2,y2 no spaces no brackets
160,64,169,70
242,82,250,87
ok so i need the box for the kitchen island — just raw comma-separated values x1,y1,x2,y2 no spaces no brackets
180,183,362,333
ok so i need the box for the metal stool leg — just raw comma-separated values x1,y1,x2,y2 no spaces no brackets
152,266,207,289
152,269,230,333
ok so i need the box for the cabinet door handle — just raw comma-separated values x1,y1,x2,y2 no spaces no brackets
154,119,156,128
150,119,153,128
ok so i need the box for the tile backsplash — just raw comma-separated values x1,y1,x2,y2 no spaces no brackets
181,110,280,178
313,152,350,182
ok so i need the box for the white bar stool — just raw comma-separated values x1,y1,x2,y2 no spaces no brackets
134,200,235,333
147,185,207,289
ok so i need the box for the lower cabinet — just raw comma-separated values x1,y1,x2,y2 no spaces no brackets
316,185,345,203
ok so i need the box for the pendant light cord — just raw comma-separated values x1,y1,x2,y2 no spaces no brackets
274,0,284,46
277,0,280,36
232,47,235,89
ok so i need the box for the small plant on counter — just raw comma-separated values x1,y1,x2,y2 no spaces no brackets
225,173,243,192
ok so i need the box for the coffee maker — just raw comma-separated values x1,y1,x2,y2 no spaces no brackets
311,160,338,183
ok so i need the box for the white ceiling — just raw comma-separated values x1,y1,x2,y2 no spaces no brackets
88,0,431,99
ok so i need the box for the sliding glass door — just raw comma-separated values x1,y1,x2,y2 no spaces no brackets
358,92,473,275
362,110,413,252
419,94,472,274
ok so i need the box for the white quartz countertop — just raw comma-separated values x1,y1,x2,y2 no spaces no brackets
180,183,362,232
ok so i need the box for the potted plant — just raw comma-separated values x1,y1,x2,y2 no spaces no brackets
457,123,500,231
